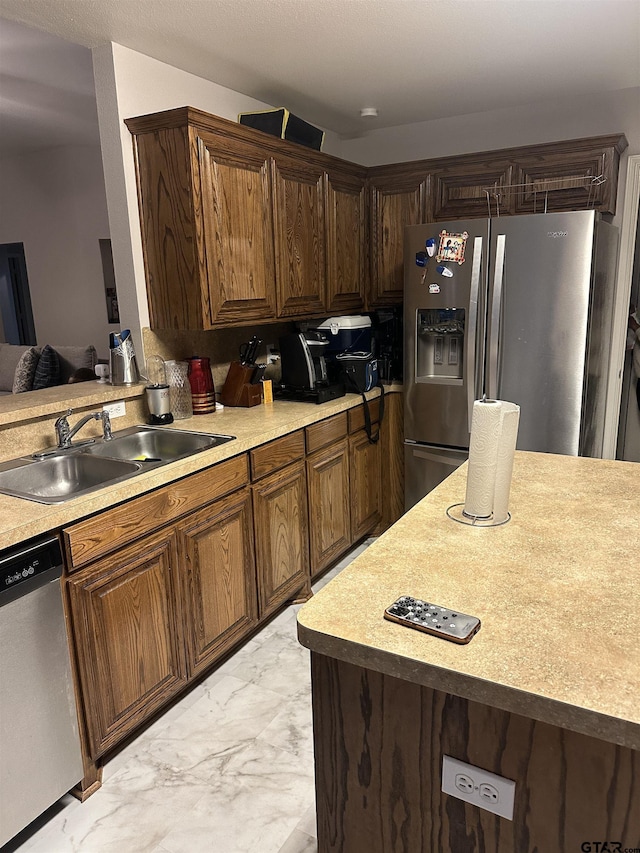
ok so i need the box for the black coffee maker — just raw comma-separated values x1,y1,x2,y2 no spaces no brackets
277,331,345,404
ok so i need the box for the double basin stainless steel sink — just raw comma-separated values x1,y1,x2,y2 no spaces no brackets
0,426,235,504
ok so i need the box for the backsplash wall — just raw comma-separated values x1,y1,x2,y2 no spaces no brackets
142,323,294,393
0,395,147,463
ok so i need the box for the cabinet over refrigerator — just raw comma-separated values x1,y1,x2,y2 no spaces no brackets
404,210,619,510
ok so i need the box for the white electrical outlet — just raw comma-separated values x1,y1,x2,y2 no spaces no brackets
441,755,515,820
266,345,279,365
103,401,126,419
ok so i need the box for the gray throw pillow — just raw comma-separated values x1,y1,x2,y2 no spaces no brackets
32,344,61,390
12,347,41,393
0,344,30,391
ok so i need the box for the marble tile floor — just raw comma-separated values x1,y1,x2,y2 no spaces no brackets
5,540,374,853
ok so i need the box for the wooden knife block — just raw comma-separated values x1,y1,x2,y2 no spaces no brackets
220,361,263,407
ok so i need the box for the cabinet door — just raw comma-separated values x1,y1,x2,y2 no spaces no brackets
178,488,258,679
431,160,514,220
307,438,351,578
368,171,427,307
67,530,186,759
349,429,383,542
325,169,366,314
272,156,326,317
252,460,310,618
132,125,207,330
198,132,278,325
513,139,623,215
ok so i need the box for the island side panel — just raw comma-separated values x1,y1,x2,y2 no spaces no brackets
310,653,640,853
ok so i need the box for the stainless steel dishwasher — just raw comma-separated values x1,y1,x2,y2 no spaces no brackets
0,535,83,847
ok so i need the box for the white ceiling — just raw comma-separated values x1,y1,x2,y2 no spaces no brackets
0,18,99,155
1,0,639,156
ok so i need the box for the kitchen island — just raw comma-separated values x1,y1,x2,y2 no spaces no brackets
297,451,640,853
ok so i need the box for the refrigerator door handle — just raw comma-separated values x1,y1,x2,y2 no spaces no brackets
406,444,468,466
466,236,483,433
487,233,506,400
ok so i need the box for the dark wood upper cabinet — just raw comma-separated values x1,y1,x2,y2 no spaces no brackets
131,124,205,330
127,108,627,325
429,157,515,220
127,108,368,328
404,135,627,224
511,135,627,215
128,117,278,330
367,134,626,307
198,132,278,325
325,167,367,314
367,168,428,308
271,155,326,318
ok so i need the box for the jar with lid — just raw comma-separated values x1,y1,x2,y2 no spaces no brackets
165,360,193,419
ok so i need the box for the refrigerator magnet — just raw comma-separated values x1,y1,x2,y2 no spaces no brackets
415,251,428,267
425,237,437,257
436,230,468,264
429,283,441,293
436,264,454,278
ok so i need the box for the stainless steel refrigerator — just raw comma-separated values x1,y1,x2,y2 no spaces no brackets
404,210,619,510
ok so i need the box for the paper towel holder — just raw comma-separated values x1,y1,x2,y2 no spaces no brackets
445,503,511,527
445,396,519,528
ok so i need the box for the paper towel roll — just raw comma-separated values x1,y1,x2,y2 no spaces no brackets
463,399,520,523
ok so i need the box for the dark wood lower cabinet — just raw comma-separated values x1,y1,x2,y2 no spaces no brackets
178,488,258,679
67,482,259,762
252,460,310,618
349,429,382,541
64,393,403,793
67,529,187,759
307,438,352,579
307,397,398,579
311,653,640,853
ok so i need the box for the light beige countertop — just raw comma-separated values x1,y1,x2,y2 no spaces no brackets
0,381,146,427
297,451,640,750
0,386,398,550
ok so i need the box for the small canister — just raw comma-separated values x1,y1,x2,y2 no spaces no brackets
145,355,173,425
187,356,216,414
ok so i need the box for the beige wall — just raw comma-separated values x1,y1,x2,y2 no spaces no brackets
0,145,114,359
340,86,640,171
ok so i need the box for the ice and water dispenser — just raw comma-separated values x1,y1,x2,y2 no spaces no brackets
416,308,465,383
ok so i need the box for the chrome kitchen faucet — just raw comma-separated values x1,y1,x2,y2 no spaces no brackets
54,409,113,449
